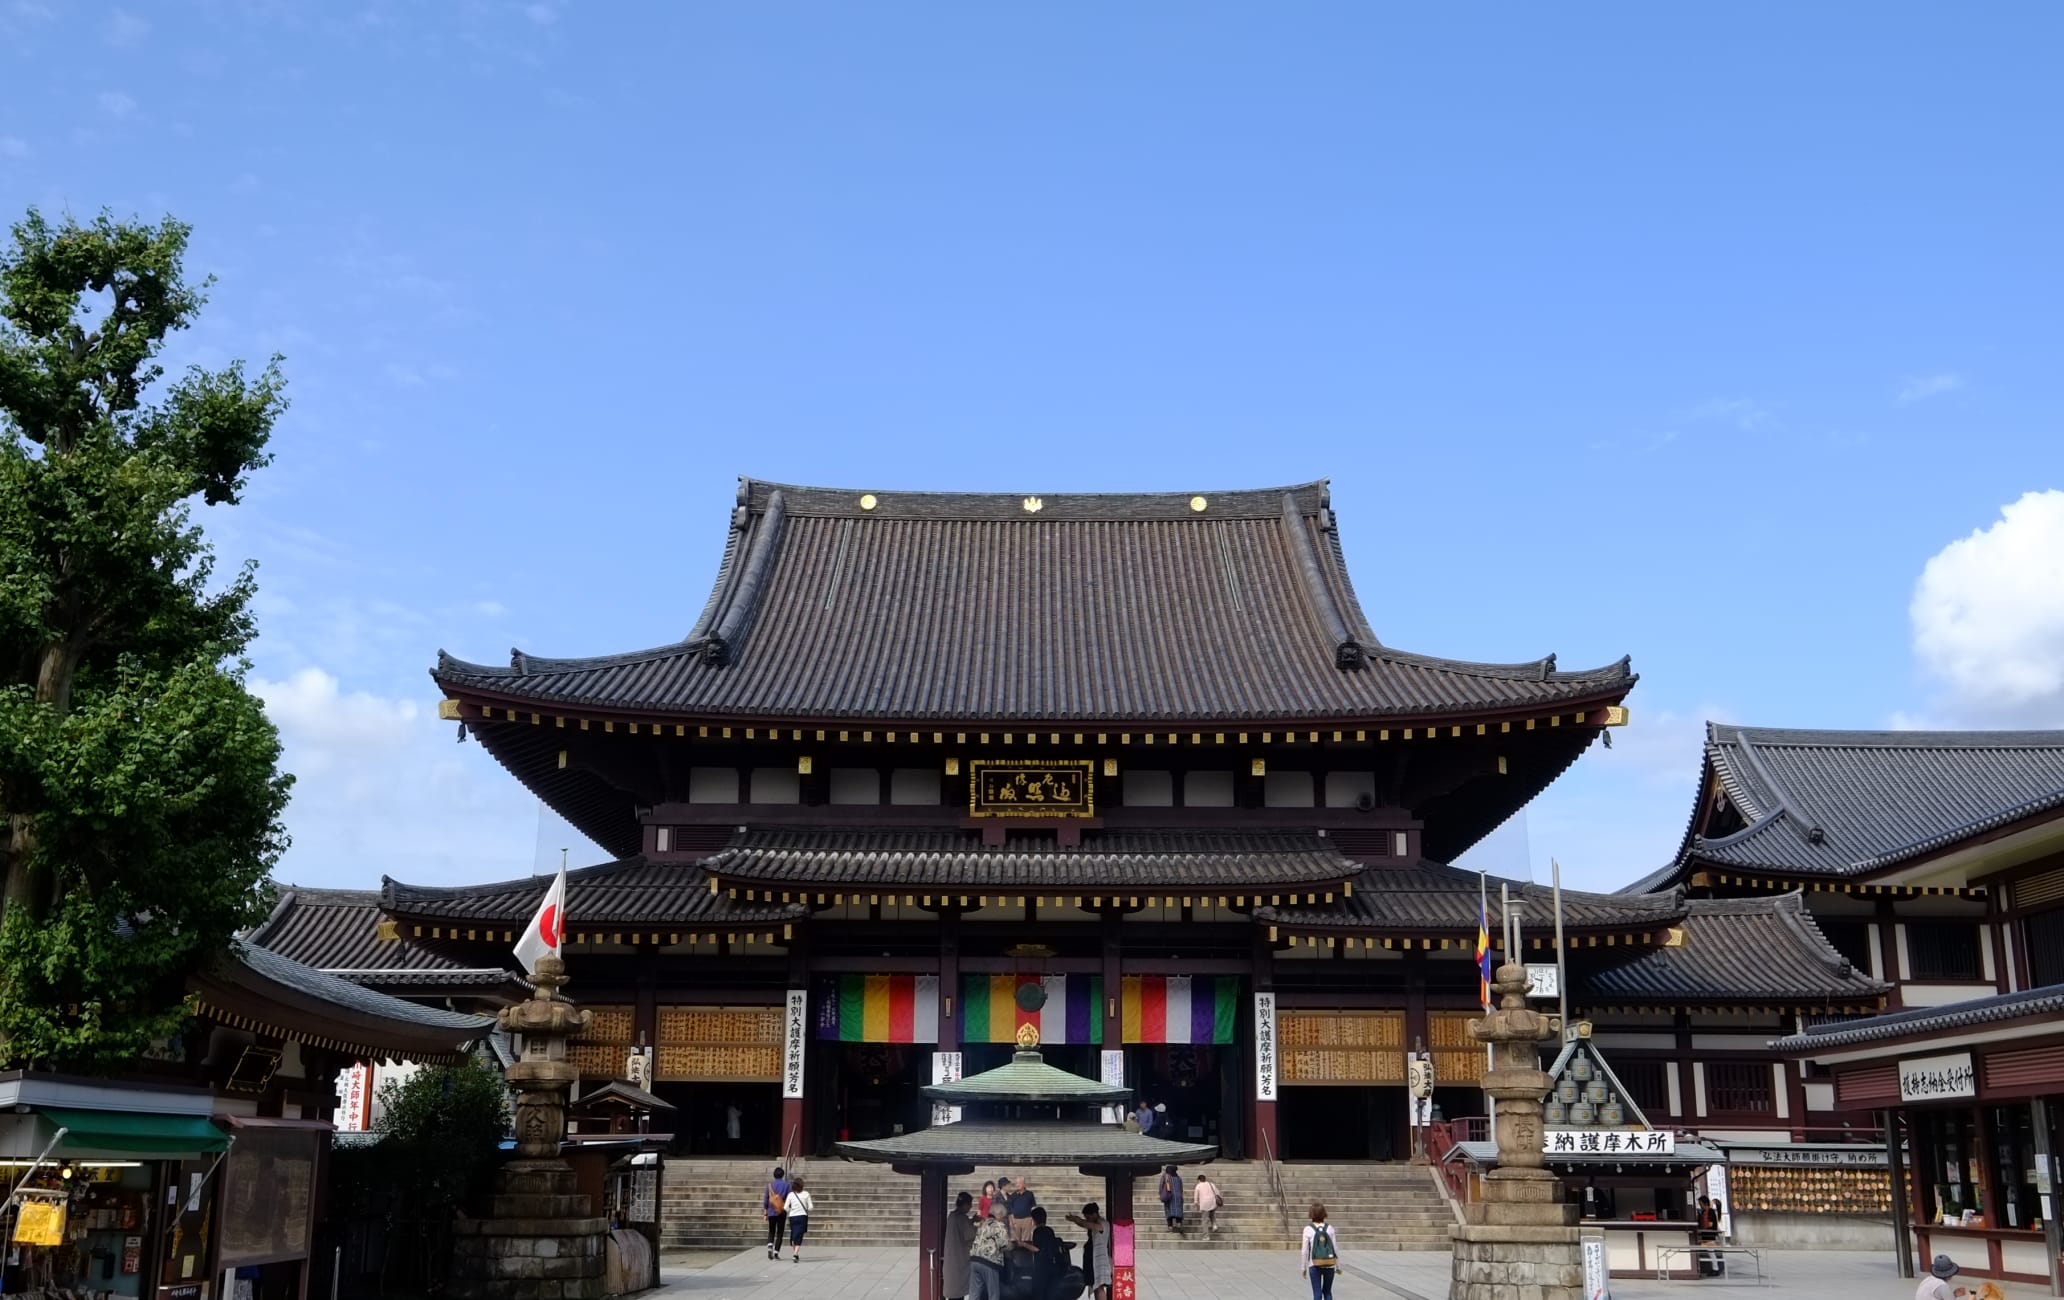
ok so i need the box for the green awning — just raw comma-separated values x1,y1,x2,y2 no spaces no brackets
41,1108,229,1155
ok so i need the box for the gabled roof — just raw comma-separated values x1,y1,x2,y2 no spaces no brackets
1579,893,1889,1008
1772,982,2064,1054
1255,861,1685,935
1640,724,2064,888
434,479,1633,725
189,941,496,1064
248,888,526,996
702,827,1362,891
382,857,807,929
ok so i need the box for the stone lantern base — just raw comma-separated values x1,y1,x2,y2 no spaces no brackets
1450,1223,1585,1299
449,1160,608,1300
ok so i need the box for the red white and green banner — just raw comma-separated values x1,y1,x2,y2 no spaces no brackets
813,975,942,1043
1120,975,1238,1044
961,974,1104,1044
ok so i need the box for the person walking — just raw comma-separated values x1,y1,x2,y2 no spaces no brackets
1157,1165,1184,1231
1194,1174,1222,1235
1065,1203,1112,1300
1301,1202,1340,1300
783,1177,814,1263
763,1166,791,1260
943,1191,978,1300
969,1202,1012,1300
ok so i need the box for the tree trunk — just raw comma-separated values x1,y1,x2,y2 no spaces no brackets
0,639,82,921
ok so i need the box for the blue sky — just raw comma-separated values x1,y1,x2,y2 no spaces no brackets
5,3,2059,893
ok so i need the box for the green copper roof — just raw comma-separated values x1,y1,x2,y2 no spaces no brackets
924,1051,1131,1105
837,1122,1215,1169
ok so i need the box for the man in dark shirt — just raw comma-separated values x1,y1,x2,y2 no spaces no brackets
1027,1208,1069,1298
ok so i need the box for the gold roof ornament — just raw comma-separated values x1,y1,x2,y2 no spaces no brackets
859,493,878,510
1022,495,1044,513
1190,495,1208,512
1015,1021,1041,1050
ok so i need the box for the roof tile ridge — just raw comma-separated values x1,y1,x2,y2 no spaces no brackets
1728,729,1828,844
1730,725,2064,749
700,487,788,667
242,887,299,945
746,478,1332,519
1280,491,1366,670
383,854,648,902
1365,646,1636,685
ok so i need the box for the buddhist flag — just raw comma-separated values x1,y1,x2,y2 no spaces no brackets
1476,871,1493,1010
515,856,567,976
960,975,1103,1044
814,975,941,1043
1120,975,1237,1044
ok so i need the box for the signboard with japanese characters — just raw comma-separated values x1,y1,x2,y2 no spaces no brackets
782,989,808,1098
1898,1052,1975,1103
337,1062,372,1132
931,1051,964,1126
1728,1145,1886,1168
1253,992,1278,1102
1545,1129,1676,1156
1101,1049,1127,1124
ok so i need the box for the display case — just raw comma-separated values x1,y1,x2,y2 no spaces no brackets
1724,1164,1891,1215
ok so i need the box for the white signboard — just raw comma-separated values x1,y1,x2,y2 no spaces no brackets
1546,1129,1676,1156
782,989,809,1099
1899,1052,1976,1103
336,1063,371,1132
1581,1232,1610,1300
1100,1050,1127,1124
1525,964,1561,1000
1728,1146,1886,1168
931,1051,964,1126
1253,992,1278,1102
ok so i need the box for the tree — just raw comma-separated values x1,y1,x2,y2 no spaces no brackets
0,208,292,1068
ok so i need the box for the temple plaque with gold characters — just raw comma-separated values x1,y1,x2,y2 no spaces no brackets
968,759,1095,818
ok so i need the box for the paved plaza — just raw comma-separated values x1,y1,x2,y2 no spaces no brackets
656,1246,2057,1300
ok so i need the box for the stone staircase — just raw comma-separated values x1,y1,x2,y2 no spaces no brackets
659,1158,1455,1254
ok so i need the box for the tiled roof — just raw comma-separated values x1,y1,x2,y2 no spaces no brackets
1650,724,2064,885
1772,982,2064,1053
703,828,1362,890
435,479,1633,725
381,857,807,927
1579,893,1888,1007
225,941,496,1037
838,1122,1216,1168
248,887,525,996
1254,862,1685,934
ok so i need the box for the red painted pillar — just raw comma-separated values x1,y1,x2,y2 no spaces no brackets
918,1167,948,1300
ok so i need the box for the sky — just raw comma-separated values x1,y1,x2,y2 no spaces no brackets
3,3,2060,895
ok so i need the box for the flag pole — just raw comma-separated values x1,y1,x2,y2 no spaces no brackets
1552,857,1569,1041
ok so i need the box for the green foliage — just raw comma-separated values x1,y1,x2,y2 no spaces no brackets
0,207,291,1068
371,1058,513,1215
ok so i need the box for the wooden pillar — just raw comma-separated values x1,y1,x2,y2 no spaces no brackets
1886,1107,1916,1280
918,1167,948,1300
1251,931,1279,1162
939,913,962,1049
1875,899,1904,1009
1101,910,1124,1066
632,946,658,1054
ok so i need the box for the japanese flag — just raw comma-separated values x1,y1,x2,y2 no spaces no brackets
514,860,568,975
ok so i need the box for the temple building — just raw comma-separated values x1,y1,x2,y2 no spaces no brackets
355,480,1875,1170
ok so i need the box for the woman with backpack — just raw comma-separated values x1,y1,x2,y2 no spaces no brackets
783,1177,814,1263
763,1166,790,1260
1301,1202,1340,1300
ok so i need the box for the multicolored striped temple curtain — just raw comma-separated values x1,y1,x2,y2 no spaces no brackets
1121,974,1238,1045
961,975,1104,1044
813,974,942,1043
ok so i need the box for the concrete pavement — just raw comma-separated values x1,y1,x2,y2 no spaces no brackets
655,1245,2059,1299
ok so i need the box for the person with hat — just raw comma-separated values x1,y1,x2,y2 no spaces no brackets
1065,1203,1112,1300
1916,1254,1968,1300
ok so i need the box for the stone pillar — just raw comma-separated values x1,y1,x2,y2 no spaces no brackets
1449,961,1583,1300
450,956,609,1300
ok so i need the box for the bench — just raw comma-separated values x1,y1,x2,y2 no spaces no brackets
1654,1243,1767,1285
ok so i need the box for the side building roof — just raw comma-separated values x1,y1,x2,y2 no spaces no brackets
248,887,528,999
434,479,1634,726
190,940,496,1064
1634,723,2064,889
1253,862,1686,940
382,857,807,931
1578,893,1889,1010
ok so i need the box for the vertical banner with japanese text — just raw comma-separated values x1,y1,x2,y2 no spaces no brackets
1100,1049,1127,1124
783,989,808,1099
931,1052,964,1126
1253,992,1278,1102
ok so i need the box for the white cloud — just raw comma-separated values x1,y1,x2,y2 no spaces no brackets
1910,490,2064,726
253,666,605,889
524,3,558,24
473,600,509,618
103,8,148,45
1687,398,1773,432
97,91,137,118
0,136,26,159
1897,373,1964,405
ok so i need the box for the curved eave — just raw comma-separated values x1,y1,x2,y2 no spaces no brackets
836,1124,1216,1169
193,969,491,1065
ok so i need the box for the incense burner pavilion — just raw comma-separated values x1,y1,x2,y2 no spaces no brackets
350,480,1882,1169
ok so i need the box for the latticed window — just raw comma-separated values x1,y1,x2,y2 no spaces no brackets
1613,1060,1671,1116
1906,921,1982,980
1705,1061,1774,1114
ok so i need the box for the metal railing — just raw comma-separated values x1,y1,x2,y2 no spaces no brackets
1258,1128,1291,1237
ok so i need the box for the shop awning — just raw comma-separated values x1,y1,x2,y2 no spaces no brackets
41,1107,229,1155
